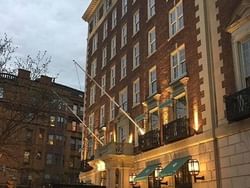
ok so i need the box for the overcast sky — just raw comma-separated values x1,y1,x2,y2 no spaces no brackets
0,0,91,91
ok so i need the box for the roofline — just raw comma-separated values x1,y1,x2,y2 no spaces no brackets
82,0,101,22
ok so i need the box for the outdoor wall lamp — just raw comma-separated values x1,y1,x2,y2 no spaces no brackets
188,159,205,182
155,165,168,187
129,173,140,188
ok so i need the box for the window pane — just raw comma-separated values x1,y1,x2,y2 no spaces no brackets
242,40,250,77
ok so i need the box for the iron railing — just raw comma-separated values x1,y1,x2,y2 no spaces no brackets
138,129,160,152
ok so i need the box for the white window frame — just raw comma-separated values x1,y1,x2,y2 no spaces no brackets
148,27,156,56
119,87,128,111
110,65,116,88
121,23,127,48
92,33,98,54
110,97,115,121
102,47,107,68
122,0,128,17
90,59,97,78
133,78,140,106
100,105,105,126
121,55,127,80
133,42,140,69
111,8,117,29
133,10,140,35
147,0,155,19
169,1,184,37
103,20,108,40
149,66,157,96
111,35,116,59
101,74,106,96
171,45,186,82
90,85,96,106
89,113,94,132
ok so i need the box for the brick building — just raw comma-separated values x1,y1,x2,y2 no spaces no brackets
0,69,84,187
80,0,250,188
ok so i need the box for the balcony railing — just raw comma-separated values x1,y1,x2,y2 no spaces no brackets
138,129,160,152
0,73,17,80
225,87,250,122
163,117,190,144
95,142,134,158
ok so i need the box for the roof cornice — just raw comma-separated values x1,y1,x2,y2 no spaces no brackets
82,0,101,22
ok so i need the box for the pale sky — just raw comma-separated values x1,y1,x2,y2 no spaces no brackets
0,0,91,91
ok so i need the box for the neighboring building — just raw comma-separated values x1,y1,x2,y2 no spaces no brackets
80,0,250,188
0,69,84,187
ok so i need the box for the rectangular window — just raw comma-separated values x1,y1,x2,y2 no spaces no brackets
26,129,33,142
121,23,127,48
111,36,116,58
119,87,128,111
110,97,115,121
24,151,30,163
122,0,128,16
133,42,140,69
72,104,78,114
90,85,96,106
89,113,94,132
175,95,187,119
50,116,55,127
241,39,250,87
92,33,98,53
110,65,116,88
48,134,54,145
0,87,4,98
149,66,157,96
133,78,140,106
169,1,184,37
102,47,107,68
147,0,155,19
171,45,186,81
38,128,45,139
118,127,125,143
105,0,112,12
148,27,156,56
46,153,53,165
133,10,140,35
111,8,117,29
100,105,105,126
72,121,77,132
149,109,159,130
121,55,127,80
101,74,106,96
103,20,108,40
90,59,97,78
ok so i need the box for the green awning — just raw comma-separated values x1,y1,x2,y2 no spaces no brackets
159,156,190,177
135,114,145,122
134,164,159,181
159,99,173,109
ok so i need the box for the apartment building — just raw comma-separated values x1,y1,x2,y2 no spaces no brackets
0,69,84,187
80,0,250,188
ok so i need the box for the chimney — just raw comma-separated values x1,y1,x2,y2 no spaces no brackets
39,75,52,85
18,69,30,80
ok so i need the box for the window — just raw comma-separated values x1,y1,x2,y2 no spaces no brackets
149,66,157,96
99,5,104,20
121,55,127,79
24,151,30,163
121,23,127,47
80,106,84,112
91,59,97,78
105,0,112,12
48,134,54,145
110,65,116,88
111,8,117,29
122,0,127,16
148,27,156,56
241,39,250,87
50,116,55,127
103,20,108,40
149,109,159,130
171,45,186,81
133,10,140,35
133,42,140,69
89,113,94,132
111,36,116,58
92,33,98,53
90,85,96,106
72,121,77,132
38,128,45,139
73,104,78,114
101,74,106,96
46,154,53,165
119,87,128,111
0,87,3,98
100,105,105,126
102,47,107,68
70,137,81,151
118,127,125,143
147,0,155,19
110,97,115,121
174,95,187,119
169,1,184,37
26,129,33,142
133,78,140,106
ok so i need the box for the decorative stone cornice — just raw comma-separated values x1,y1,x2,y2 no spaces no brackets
82,0,101,22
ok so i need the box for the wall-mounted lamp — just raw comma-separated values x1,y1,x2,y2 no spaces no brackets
129,173,140,188
154,165,168,187
188,159,205,182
